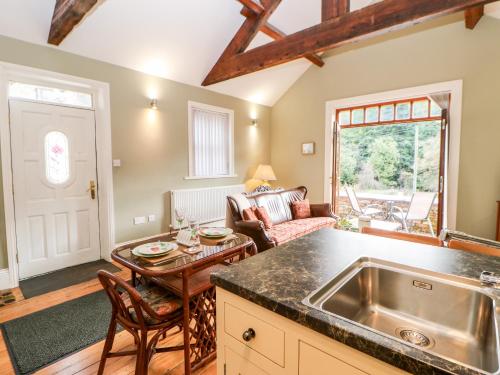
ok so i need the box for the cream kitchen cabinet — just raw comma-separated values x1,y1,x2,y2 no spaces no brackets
216,287,408,375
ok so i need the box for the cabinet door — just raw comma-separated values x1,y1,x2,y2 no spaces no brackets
225,346,269,375
299,341,368,375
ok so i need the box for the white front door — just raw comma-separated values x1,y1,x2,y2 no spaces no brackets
9,100,100,279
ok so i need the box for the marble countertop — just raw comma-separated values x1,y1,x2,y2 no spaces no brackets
211,228,500,375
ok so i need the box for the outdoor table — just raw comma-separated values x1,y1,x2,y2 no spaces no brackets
111,232,256,374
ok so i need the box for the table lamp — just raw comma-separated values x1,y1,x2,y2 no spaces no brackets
253,164,277,192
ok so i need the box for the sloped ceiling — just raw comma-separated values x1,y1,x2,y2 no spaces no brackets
0,0,499,106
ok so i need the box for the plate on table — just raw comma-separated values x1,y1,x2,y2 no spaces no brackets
199,228,233,238
132,242,178,258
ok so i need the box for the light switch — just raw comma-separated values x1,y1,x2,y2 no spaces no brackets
148,214,156,222
134,216,146,225
113,159,121,167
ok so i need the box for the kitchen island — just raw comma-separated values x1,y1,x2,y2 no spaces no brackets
211,229,500,375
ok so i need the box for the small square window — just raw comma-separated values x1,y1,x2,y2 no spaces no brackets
365,107,379,123
380,105,395,122
430,101,442,117
351,109,364,125
338,110,351,125
412,100,429,119
395,102,411,120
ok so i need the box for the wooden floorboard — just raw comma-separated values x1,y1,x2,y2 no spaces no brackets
0,262,216,375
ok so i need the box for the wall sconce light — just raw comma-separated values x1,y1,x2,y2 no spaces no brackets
251,119,258,127
150,98,158,110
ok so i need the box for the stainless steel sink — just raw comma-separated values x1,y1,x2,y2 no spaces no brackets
303,258,500,374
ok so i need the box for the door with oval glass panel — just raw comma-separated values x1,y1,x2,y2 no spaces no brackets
9,100,100,279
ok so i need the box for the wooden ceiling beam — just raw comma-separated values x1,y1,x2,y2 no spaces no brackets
322,0,350,21
48,0,99,45
465,5,484,29
203,0,496,86
204,0,281,80
240,4,324,67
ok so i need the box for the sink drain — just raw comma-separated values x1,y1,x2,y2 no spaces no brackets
396,328,433,348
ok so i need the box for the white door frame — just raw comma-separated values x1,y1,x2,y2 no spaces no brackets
0,62,115,288
324,80,463,231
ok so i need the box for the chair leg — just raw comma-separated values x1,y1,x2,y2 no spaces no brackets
135,331,149,375
427,218,435,237
97,314,117,375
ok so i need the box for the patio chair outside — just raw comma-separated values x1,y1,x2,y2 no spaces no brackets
390,192,436,236
345,187,385,218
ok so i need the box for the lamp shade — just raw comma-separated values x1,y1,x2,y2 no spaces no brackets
253,164,277,181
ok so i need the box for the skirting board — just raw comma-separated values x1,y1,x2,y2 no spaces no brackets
0,268,10,290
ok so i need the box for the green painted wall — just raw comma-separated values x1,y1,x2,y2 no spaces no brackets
0,35,271,269
271,16,500,240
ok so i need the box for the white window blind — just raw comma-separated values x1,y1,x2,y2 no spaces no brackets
189,103,234,178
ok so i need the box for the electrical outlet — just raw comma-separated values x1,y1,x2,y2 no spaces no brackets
134,216,146,225
148,214,156,222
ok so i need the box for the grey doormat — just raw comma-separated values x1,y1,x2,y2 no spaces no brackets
19,260,120,299
1,290,117,375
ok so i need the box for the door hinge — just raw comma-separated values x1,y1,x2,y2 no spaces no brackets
16,252,19,263
223,363,226,375
439,176,444,194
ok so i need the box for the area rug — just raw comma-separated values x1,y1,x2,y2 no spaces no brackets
19,260,120,299
1,290,117,374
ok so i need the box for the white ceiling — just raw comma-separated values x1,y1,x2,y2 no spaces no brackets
0,0,499,106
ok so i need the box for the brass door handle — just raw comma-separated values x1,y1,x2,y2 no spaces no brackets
87,180,96,199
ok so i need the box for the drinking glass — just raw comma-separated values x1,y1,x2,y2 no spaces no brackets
175,209,185,230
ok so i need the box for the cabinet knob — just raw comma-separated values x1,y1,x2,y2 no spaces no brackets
242,328,256,342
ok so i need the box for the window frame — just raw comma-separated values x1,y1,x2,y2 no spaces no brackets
186,101,236,180
336,97,441,129
8,80,94,110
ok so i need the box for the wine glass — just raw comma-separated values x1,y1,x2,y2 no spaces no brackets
188,218,200,244
175,209,185,230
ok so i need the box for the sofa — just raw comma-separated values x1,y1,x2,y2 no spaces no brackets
226,186,337,251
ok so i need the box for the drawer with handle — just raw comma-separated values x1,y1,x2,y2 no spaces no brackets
224,302,285,367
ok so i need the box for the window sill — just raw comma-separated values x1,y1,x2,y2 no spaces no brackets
184,174,238,180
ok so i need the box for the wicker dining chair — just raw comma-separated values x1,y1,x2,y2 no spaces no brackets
97,270,184,375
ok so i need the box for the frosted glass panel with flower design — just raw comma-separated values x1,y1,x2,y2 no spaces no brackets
45,131,70,184
9,82,92,108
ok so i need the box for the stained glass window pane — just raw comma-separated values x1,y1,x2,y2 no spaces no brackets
430,101,442,117
365,107,379,123
9,82,92,108
412,100,429,119
380,105,395,122
395,102,411,120
351,109,364,125
338,110,351,125
45,131,70,184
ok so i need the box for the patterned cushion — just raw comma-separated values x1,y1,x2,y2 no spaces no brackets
255,206,273,229
291,199,311,219
242,207,258,221
126,284,182,325
267,217,336,245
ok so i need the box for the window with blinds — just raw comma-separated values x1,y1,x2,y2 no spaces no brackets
188,102,235,178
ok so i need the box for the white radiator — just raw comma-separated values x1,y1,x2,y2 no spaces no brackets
170,184,244,228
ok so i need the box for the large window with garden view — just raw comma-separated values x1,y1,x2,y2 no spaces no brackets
334,97,447,235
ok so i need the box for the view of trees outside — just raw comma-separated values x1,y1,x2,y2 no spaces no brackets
339,121,441,195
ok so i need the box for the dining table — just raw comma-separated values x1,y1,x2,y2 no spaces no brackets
111,231,256,375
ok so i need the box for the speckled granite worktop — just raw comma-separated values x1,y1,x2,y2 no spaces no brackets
211,229,500,375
